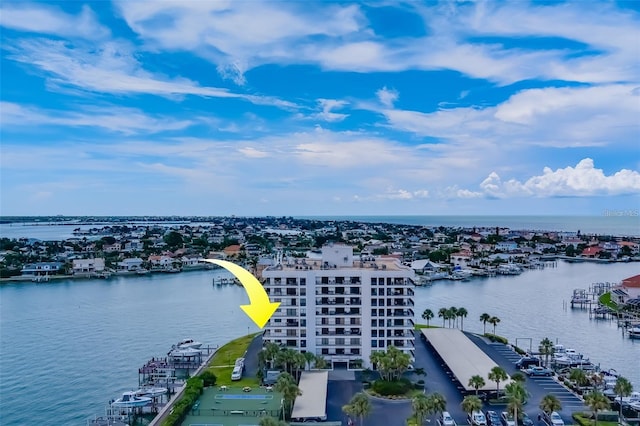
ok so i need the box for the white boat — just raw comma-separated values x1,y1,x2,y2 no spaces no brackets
176,338,202,349
553,347,589,366
450,267,473,280
627,326,640,339
497,264,522,275
168,347,202,359
135,386,167,398
110,391,151,408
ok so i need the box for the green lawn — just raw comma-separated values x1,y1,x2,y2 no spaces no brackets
204,332,261,386
414,323,440,330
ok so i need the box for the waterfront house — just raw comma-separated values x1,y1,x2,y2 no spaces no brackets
495,241,518,252
21,262,64,277
581,246,602,258
223,244,242,258
181,255,202,267
148,255,173,269
117,257,144,272
72,258,105,275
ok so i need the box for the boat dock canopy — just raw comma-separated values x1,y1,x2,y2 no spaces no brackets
291,370,328,420
421,328,508,392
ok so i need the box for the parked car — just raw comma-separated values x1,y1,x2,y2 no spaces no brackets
525,366,553,376
486,411,501,426
231,366,243,381
440,411,457,426
515,357,541,369
501,412,516,426
519,413,534,426
542,412,564,426
469,411,487,426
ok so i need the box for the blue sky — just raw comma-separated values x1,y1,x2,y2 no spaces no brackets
1,1,639,216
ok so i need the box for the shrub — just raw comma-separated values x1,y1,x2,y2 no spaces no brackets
199,370,217,387
162,377,204,426
372,378,412,396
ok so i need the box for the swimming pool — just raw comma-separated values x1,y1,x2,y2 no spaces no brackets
214,394,274,400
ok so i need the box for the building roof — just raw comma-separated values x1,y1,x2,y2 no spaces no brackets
622,274,640,288
291,370,328,420
421,328,506,392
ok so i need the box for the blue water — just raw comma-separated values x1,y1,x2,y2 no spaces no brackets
1,262,638,425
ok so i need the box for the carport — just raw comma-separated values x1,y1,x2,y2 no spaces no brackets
421,328,510,393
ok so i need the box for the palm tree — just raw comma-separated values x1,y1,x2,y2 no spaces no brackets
438,308,448,327
412,393,431,425
468,375,486,396
264,342,281,369
480,313,491,334
302,351,316,371
274,374,301,420
343,392,372,426
488,366,509,395
457,307,468,330
613,376,633,419
539,394,562,415
511,372,526,383
569,368,589,389
422,309,434,326
488,316,501,335
538,338,554,368
505,381,528,426
314,355,328,369
461,395,483,418
449,307,458,328
292,352,306,379
427,392,447,418
584,390,610,426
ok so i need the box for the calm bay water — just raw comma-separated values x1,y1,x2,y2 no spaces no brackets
1,262,638,425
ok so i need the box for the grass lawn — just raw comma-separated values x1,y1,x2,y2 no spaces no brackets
203,332,261,387
414,323,440,330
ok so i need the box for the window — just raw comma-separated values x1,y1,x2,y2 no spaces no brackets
371,340,377,348
372,330,377,337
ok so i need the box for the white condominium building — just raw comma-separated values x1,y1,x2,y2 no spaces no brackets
262,244,416,369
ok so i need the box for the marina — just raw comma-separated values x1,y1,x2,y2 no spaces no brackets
0,260,639,424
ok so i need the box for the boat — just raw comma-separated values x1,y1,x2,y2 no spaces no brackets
110,391,151,408
135,386,167,398
168,346,202,359
450,267,473,280
627,326,640,339
552,346,590,367
497,264,523,275
176,338,202,349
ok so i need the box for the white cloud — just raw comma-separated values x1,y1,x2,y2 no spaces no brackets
477,159,640,198
5,39,297,109
376,87,398,108
114,1,639,86
374,84,640,149
0,102,195,135
314,99,349,122
238,147,269,158
0,3,110,39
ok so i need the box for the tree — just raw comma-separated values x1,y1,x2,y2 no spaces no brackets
488,316,501,335
303,351,316,371
263,342,281,369
259,417,288,426
468,375,486,396
505,381,528,426
274,373,301,419
164,231,184,249
448,307,458,328
613,376,633,419
569,368,589,388
369,346,411,382
427,392,447,418
412,393,431,425
457,307,468,330
439,308,448,327
539,338,554,368
422,309,434,326
511,372,526,383
480,313,491,334
461,395,483,417
539,394,562,414
343,392,372,426
584,390,610,426
488,366,509,395
314,355,328,369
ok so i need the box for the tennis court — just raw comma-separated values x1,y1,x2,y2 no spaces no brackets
182,386,282,426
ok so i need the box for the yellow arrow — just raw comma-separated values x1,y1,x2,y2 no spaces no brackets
202,259,280,328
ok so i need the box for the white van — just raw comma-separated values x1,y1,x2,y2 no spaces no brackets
231,366,242,381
